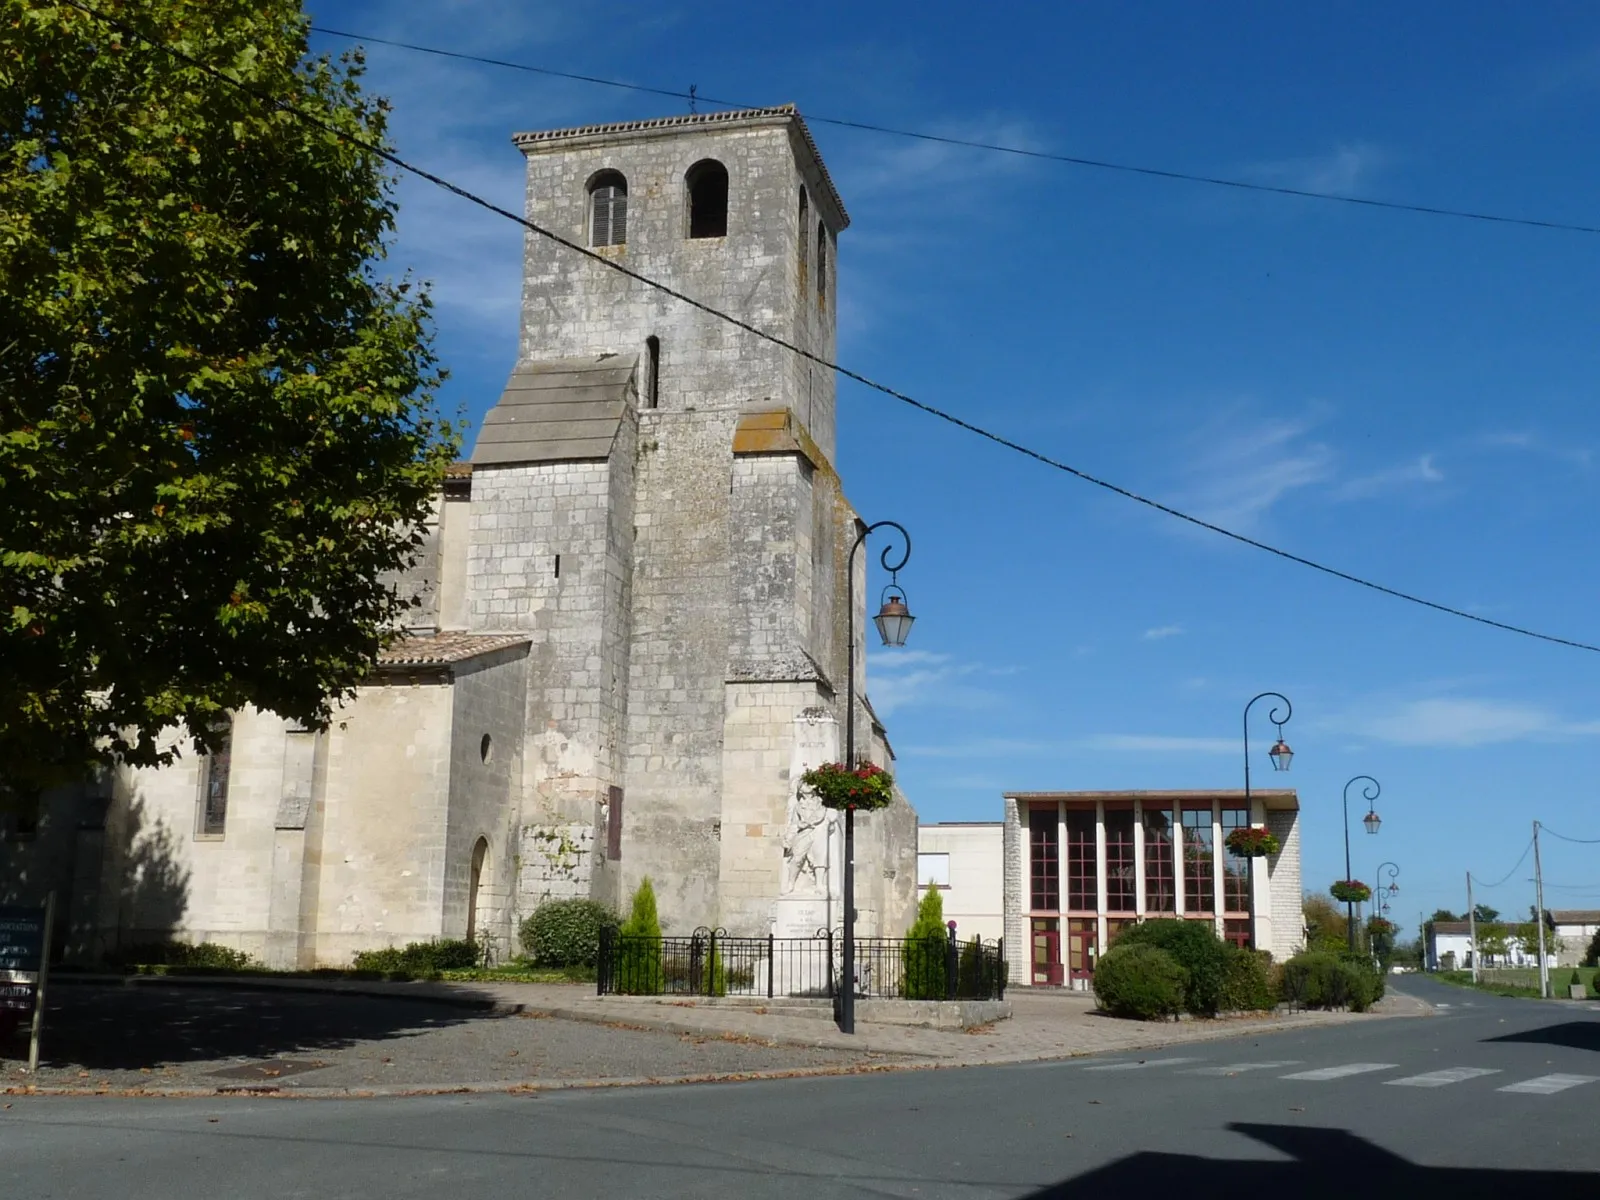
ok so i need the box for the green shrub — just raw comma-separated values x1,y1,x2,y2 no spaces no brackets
1094,944,1188,1020
112,942,258,971
957,937,987,997
900,887,949,1000
613,877,663,995
519,899,619,967
350,938,481,978
1219,946,1276,1012
1585,929,1600,969
1569,969,1583,994
1113,919,1228,1015
1591,970,1600,1000
1280,950,1382,1011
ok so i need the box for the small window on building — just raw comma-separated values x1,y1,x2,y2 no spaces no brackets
645,335,660,409
797,186,809,286
197,716,233,837
588,170,628,247
1105,807,1136,913
605,785,623,860
686,159,729,238
819,225,832,307
917,852,950,889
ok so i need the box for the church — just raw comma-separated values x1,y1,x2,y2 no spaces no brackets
2,105,921,967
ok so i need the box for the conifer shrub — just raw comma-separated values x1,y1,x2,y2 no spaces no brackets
1093,945,1188,1020
901,887,949,1000
614,877,663,995
519,899,619,967
1112,919,1228,1015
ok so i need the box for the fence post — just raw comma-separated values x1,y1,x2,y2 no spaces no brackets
767,933,775,999
708,928,718,997
996,938,1006,1000
597,925,611,996
826,928,835,1000
946,924,959,1001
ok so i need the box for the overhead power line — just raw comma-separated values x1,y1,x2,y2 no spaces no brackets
310,25,1600,239
65,3,1600,657
1540,826,1600,845
1472,839,1535,890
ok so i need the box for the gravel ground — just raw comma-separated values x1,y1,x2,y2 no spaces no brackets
0,984,905,1093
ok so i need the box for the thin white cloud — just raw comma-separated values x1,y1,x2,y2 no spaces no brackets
1243,143,1386,195
1477,431,1593,470
866,654,1004,716
1142,624,1185,641
1332,454,1444,501
1338,697,1600,748
1074,734,1238,755
1176,412,1336,530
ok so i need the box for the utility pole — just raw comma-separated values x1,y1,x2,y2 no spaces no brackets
1467,872,1479,983
1534,820,1549,999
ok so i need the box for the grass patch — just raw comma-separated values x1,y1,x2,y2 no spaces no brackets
1434,967,1595,999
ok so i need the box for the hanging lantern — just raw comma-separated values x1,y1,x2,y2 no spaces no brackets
1268,738,1293,772
873,588,915,648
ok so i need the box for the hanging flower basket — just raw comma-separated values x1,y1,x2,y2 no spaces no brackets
1224,825,1281,857
800,762,895,812
1367,917,1397,936
1330,880,1372,904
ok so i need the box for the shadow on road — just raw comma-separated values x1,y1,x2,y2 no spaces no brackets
1485,1019,1600,1052
4,983,494,1071
1023,1124,1589,1197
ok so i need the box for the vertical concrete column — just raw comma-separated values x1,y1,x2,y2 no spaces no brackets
1055,800,1067,914
1173,806,1186,917
1251,796,1272,951
265,727,317,970
1132,798,1145,918
1211,798,1225,938
1094,798,1108,953
1003,797,1025,985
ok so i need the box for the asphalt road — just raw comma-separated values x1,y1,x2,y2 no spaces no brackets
4,977,1597,1198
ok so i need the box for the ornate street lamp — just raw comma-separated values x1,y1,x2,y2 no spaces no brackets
1376,862,1400,919
839,520,913,1036
1342,775,1382,951
1241,693,1293,950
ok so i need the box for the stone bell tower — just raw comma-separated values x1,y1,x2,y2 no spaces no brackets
467,106,916,938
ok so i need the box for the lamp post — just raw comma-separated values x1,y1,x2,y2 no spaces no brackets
1241,693,1293,949
1342,776,1382,951
839,520,913,1035
1375,862,1400,918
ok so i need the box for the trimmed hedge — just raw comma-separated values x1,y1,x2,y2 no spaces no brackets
110,942,258,971
1279,950,1383,1012
1113,919,1228,1015
519,899,619,967
1094,944,1188,1020
1219,946,1276,1012
351,938,481,977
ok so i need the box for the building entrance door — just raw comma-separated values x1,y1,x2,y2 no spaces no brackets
1031,919,1063,986
1067,918,1097,985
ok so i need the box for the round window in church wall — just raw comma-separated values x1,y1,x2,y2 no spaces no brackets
480,733,493,763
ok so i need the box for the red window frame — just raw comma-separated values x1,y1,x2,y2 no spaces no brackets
1142,806,1176,915
1029,807,1060,911
1104,806,1136,914
1220,807,1251,915
1181,806,1215,917
1065,808,1097,912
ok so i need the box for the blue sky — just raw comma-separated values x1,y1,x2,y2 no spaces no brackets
308,1,1600,936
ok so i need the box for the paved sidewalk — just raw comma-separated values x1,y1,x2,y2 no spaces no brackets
1,975,1429,1097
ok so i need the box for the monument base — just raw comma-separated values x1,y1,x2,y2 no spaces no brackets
770,896,835,998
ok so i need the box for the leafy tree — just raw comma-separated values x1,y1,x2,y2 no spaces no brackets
901,885,948,1000
1,0,456,808
1428,909,1460,924
1476,924,1510,964
1473,904,1501,924
1303,893,1352,951
1584,929,1600,969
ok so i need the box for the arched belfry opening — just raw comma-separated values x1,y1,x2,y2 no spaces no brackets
686,159,729,238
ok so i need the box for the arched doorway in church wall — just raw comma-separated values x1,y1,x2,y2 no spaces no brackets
466,837,490,946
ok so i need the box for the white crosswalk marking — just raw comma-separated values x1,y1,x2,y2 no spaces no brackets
1083,1057,1203,1072
1498,1074,1600,1095
1182,1062,1302,1076
1386,1067,1500,1088
1281,1063,1398,1081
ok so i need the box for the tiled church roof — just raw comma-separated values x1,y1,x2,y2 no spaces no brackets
377,631,530,667
472,354,637,466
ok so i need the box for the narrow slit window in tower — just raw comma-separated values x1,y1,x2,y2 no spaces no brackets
645,335,660,408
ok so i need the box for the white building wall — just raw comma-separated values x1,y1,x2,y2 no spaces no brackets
917,823,1004,944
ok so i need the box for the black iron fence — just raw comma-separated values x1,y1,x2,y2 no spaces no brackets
597,926,1005,1002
